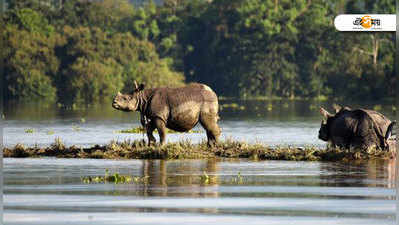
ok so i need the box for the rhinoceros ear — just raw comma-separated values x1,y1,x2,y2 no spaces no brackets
332,104,342,113
134,81,139,90
138,83,145,91
320,107,332,119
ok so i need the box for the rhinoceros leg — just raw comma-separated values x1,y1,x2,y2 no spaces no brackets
146,122,157,146
154,118,167,146
199,113,221,147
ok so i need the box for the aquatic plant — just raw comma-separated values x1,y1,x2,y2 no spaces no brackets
47,130,55,135
82,169,149,184
220,103,246,111
24,128,34,133
231,172,243,184
200,171,210,184
72,125,80,131
117,127,146,134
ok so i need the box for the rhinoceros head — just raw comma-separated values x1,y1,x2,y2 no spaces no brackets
318,107,333,141
112,81,145,112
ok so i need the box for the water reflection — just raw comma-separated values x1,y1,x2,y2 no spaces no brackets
4,158,395,225
320,159,396,191
140,160,220,199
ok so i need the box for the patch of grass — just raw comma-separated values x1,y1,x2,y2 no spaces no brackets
72,125,80,132
24,128,34,133
118,127,146,134
3,138,395,161
220,103,246,111
82,169,149,184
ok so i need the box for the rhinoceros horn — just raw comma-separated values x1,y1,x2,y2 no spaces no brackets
134,81,139,90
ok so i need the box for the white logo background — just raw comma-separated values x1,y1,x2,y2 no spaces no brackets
334,14,395,31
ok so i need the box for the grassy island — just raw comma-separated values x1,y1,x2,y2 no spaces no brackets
3,138,395,162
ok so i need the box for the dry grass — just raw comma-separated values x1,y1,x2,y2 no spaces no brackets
3,138,395,161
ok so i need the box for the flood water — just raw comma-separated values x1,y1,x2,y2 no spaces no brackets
3,100,397,224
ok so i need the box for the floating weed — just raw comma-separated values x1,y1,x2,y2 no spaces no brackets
72,125,80,131
82,170,149,184
392,105,396,112
118,127,146,134
200,171,210,184
80,118,86,123
221,103,246,110
47,130,55,135
231,172,244,184
25,128,34,133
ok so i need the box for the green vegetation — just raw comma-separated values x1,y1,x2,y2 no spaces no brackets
3,138,395,161
3,0,395,105
24,128,34,133
82,169,149,184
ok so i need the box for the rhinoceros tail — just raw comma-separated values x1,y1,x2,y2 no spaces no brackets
385,121,396,141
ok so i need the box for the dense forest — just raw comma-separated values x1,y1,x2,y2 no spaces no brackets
2,0,395,105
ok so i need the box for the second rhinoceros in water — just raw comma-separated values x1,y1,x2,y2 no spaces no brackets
318,105,396,151
112,82,221,146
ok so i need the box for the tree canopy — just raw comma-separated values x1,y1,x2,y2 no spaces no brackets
3,0,395,104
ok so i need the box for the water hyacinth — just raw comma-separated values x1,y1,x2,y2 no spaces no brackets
82,169,149,184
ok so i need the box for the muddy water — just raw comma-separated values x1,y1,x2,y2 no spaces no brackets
3,100,397,224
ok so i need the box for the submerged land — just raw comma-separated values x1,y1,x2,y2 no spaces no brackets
3,138,396,162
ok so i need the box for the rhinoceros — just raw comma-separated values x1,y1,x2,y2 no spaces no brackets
318,105,396,151
112,82,221,146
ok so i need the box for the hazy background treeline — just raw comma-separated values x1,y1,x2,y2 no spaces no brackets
2,0,395,105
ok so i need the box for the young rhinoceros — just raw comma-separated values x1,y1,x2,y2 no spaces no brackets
318,105,396,151
112,82,221,146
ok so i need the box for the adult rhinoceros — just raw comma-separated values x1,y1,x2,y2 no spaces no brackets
318,105,396,151
112,82,221,146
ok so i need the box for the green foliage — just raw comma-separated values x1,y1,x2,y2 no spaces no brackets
3,24,59,100
82,170,149,184
3,0,395,104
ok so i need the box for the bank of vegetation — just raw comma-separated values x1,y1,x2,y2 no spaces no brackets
3,138,395,161
2,0,395,105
